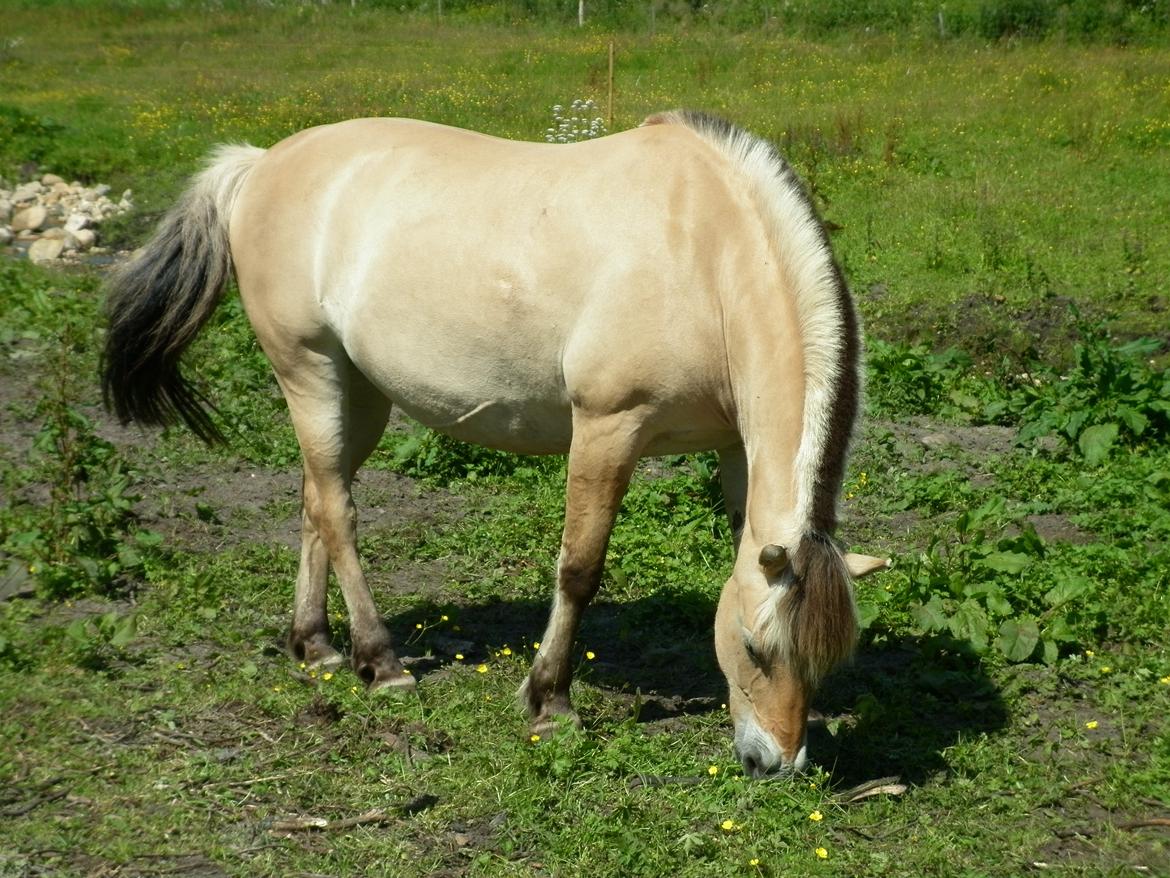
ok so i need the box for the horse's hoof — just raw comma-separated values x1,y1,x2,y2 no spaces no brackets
288,633,343,670
370,671,418,695
530,710,582,738
307,649,345,671
355,650,417,695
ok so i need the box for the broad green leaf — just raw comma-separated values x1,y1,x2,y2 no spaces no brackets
1117,406,1148,437
978,551,1033,575
996,617,1040,662
949,600,989,653
1078,422,1118,466
1041,638,1059,665
110,614,137,649
1046,614,1077,643
135,529,164,547
1064,408,1089,442
65,618,89,643
856,601,880,631
913,596,948,633
1044,575,1091,608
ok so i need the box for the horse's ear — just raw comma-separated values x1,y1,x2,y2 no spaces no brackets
844,553,891,579
758,544,788,577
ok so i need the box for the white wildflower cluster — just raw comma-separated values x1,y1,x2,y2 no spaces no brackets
545,99,607,144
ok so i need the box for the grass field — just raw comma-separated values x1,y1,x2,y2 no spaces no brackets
1,4,1169,877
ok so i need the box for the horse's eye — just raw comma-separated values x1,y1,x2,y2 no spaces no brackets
743,638,765,669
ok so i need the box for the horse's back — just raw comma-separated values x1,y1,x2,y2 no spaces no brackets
230,118,759,454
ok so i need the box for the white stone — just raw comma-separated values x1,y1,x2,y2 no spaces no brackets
0,200,10,224
0,227,12,246
11,205,47,232
41,227,68,240
93,184,111,197
12,183,41,204
28,237,65,263
69,228,96,250
64,213,89,232
41,173,64,186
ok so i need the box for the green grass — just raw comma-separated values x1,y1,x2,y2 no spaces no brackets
2,6,1169,877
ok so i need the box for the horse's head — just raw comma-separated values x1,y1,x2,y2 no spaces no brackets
715,538,888,779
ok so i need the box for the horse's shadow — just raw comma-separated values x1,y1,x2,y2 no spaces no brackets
385,590,1007,788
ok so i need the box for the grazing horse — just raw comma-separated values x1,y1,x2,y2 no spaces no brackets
102,110,888,778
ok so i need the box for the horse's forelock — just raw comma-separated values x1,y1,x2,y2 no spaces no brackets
756,534,858,687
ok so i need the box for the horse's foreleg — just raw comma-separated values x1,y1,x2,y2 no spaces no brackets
523,410,645,733
718,443,748,555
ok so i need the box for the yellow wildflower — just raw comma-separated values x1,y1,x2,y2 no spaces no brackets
530,734,541,743
809,810,823,822
322,672,333,681
455,653,464,661
1085,720,1098,729
1100,666,1112,674
815,847,828,860
502,647,512,656
585,650,596,660
441,614,449,622
534,641,541,649
415,623,423,630
476,664,488,674
708,765,719,776
749,858,760,866
720,819,737,832
1160,675,1170,685
1084,650,1095,658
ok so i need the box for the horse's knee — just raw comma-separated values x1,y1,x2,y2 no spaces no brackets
557,555,603,601
302,483,356,550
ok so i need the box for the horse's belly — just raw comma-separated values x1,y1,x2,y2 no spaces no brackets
400,392,573,456
352,344,574,455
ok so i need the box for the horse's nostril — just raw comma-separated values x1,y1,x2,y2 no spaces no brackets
742,754,763,779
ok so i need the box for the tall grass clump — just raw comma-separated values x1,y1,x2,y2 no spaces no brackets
0,264,159,598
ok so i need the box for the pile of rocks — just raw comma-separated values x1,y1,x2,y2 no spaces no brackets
0,174,133,264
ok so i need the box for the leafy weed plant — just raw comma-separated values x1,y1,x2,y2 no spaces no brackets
0,263,159,598
992,321,1170,464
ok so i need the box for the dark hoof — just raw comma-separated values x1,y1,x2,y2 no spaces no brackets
354,653,416,694
519,678,580,734
530,710,583,737
287,631,343,670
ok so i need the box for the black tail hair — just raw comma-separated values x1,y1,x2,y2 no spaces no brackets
101,145,261,443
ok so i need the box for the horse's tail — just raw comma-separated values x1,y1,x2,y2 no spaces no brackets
101,143,265,443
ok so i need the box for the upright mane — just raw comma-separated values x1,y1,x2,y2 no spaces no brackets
644,110,863,683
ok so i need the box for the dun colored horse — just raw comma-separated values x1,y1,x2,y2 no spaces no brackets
102,111,888,778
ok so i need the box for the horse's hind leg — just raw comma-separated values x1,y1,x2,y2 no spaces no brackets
279,350,408,691
522,410,646,732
